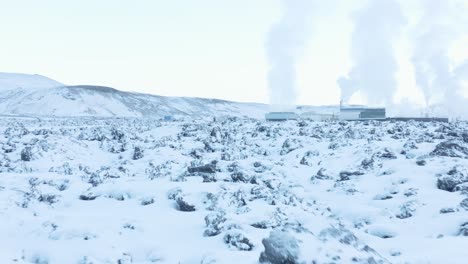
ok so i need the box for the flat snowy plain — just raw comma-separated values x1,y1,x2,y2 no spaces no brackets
0,116,467,263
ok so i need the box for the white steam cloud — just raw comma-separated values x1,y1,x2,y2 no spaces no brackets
455,60,468,80
266,0,313,109
338,0,405,106
412,0,468,117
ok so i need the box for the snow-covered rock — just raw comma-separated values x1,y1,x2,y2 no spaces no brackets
0,117,467,263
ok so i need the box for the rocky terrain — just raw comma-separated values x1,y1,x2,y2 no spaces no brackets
0,116,467,263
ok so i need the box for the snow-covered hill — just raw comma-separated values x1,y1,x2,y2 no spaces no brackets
0,117,467,263
0,72,64,92
0,73,272,118
2,85,271,118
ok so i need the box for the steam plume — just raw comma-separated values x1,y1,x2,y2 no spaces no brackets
266,0,313,109
338,0,405,106
455,60,468,80
412,0,468,117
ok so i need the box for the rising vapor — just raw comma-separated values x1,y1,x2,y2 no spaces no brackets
455,60,468,81
338,0,405,106
412,0,468,117
266,0,313,109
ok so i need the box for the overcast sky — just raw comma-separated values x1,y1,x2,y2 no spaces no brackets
1,0,467,106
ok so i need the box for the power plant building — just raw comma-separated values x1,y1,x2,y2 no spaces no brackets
301,112,338,121
265,112,299,121
339,107,386,121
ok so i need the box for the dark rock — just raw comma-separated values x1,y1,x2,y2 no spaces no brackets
250,185,271,201
140,197,155,206
146,161,172,180
447,132,458,137
403,188,418,197
176,197,196,212
460,198,468,210
437,166,468,192
189,148,203,159
297,120,308,127
253,161,262,167
416,159,426,166
313,168,332,180
204,141,215,152
280,139,302,155
459,222,468,236
300,151,319,166
132,146,144,160
462,133,468,143
188,161,217,174
328,142,339,150
79,192,98,201
167,188,183,200
201,173,217,183
257,125,269,133
210,127,223,142
259,230,300,264
224,231,254,251
204,211,226,237
361,158,374,169
339,171,364,181
379,148,397,159
251,222,270,229
110,128,125,141
87,172,104,187
403,141,418,150
439,207,456,214
227,162,240,173
231,172,252,183
21,147,33,161
430,140,468,158
264,179,282,190
38,194,59,204
454,183,468,195
253,161,269,173
373,194,393,200
2,143,15,153
396,202,416,219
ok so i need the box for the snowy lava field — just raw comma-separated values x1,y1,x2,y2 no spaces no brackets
0,116,467,264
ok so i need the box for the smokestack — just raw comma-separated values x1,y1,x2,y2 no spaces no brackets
338,0,405,106
266,0,313,111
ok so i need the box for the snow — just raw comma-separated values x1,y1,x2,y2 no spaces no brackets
0,72,342,119
0,72,64,92
0,117,467,263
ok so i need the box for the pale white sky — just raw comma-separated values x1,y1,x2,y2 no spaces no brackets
1,0,467,106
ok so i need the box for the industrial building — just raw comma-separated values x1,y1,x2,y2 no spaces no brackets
387,117,449,123
265,104,447,122
301,111,338,121
339,106,386,121
265,112,299,121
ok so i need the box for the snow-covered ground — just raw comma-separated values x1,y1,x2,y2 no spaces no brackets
0,117,467,263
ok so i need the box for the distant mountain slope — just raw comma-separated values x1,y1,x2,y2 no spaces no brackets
0,73,270,118
0,72,63,91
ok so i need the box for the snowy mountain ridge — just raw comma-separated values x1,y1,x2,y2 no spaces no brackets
0,73,272,118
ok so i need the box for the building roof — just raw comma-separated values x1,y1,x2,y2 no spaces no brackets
340,107,385,112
